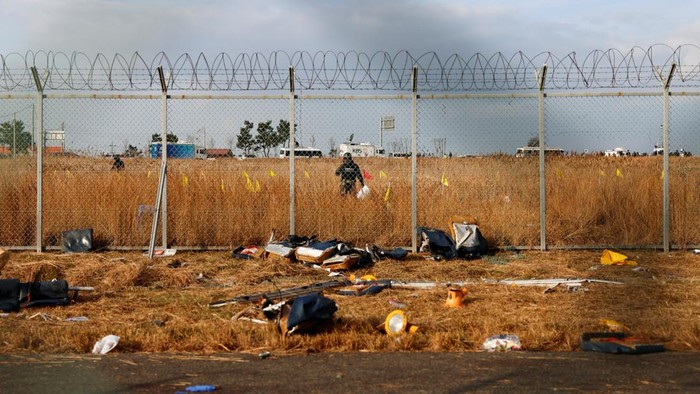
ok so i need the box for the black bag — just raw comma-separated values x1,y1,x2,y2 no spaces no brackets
62,228,93,253
0,278,21,312
417,227,457,260
452,222,488,259
23,280,71,307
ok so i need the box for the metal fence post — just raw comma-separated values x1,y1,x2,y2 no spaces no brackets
538,65,548,251
30,67,44,253
157,66,169,249
662,63,676,252
411,66,418,252
289,66,296,236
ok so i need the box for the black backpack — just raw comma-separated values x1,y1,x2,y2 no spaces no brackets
22,280,71,307
417,227,458,260
0,278,21,312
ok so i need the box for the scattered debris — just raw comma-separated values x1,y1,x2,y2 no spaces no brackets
418,227,457,260
144,249,177,257
1,279,93,312
600,249,637,266
445,287,468,308
184,384,217,392
92,334,120,355
62,228,93,253
482,334,522,352
209,280,349,308
388,299,407,309
384,309,418,336
167,260,187,268
258,351,271,359
231,245,263,260
543,282,587,293
449,216,488,259
272,293,338,335
580,332,665,354
65,316,89,322
0,248,9,273
236,317,268,325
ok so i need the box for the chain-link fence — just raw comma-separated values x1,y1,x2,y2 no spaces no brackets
1,49,699,251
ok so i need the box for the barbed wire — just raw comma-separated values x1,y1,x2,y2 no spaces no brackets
2,44,700,92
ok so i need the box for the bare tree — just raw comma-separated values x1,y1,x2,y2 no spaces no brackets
328,137,337,156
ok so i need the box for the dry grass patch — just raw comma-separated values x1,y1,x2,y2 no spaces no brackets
1,249,699,354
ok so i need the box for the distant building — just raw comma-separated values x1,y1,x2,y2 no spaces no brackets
206,148,233,158
45,146,64,155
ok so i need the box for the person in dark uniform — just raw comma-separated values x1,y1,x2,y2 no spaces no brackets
335,152,364,195
112,155,125,171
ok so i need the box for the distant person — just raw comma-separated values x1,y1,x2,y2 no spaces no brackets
112,155,125,171
335,152,364,195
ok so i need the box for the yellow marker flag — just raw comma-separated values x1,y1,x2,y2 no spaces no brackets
379,170,387,178
598,169,605,177
555,168,563,179
304,170,310,179
384,183,391,202
221,179,225,191
147,171,152,178
66,170,72,177
246,177,254,192
441,172,449,187
181,175,189,187
616,168,623,177
268,169,276,177
660,170,664,180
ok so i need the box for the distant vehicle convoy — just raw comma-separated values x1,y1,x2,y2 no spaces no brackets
515,146,564,157
144,142,689,160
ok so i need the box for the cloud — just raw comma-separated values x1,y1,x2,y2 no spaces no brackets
1,0,699,61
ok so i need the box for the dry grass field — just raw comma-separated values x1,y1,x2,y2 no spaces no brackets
0,248,698,355
0,155,698,248
1,154,698,355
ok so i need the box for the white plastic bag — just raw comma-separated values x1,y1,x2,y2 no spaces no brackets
356,185,370,199
92,334,120,354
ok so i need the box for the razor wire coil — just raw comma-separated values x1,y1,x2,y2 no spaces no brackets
2,45,700,92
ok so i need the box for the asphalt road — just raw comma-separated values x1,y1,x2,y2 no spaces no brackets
1,352,699,393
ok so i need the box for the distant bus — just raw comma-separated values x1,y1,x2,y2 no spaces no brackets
150,143,206,159
279,147,323,158
515,146,564,157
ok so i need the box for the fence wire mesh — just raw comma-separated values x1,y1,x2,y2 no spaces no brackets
0,98,36,246
417,96,540,247
0,51,699,250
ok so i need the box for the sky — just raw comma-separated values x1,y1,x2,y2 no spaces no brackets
1,0,699,156
2,0,699,59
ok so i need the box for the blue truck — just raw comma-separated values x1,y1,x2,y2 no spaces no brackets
149,143,206,159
